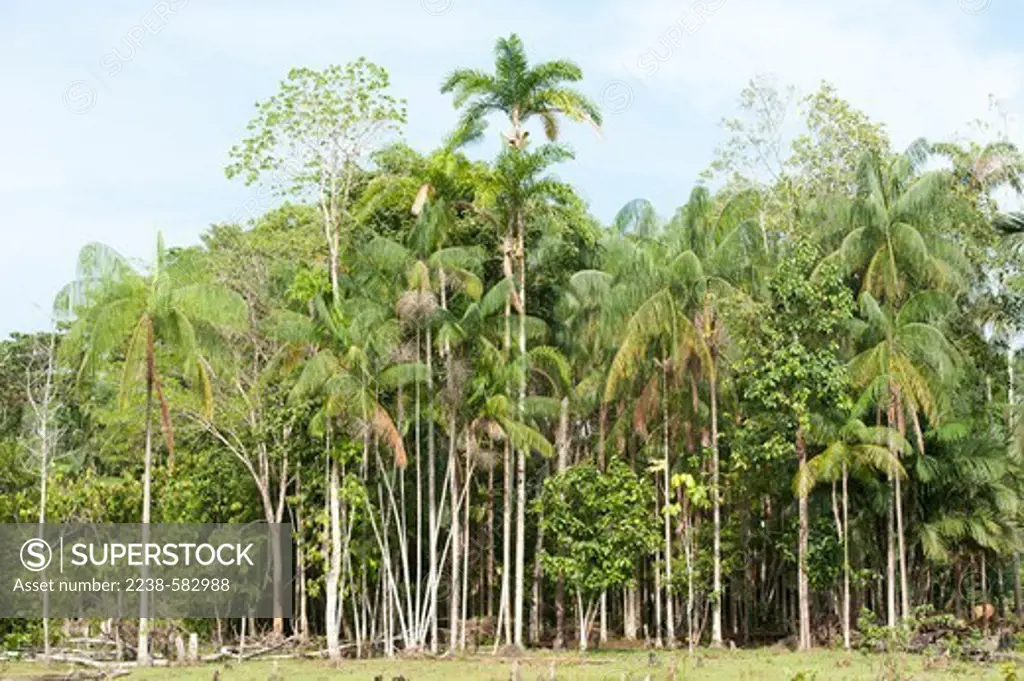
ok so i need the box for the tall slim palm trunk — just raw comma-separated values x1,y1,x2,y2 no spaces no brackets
553,396,569,650
448,430,461,652
662,362,675,647
441,269,462,654
325,455,342,659
138,373,153,665
796,426,811,651
893,389,909,621
842,463,851,650
710,360,723,647
499,289,514,647
888,385,913,618
427,324,439,652
513,206,527,649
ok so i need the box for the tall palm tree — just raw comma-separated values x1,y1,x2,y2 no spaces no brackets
849,290,959,624
823,143,961,626
443,36,601,647
57,236,247,664
270,292,408,657
665,185,765,646
440,33,602,150
930,139,1023,203
605,188,764,647
821,142,960,302
800,413,906,650
363,203,485,652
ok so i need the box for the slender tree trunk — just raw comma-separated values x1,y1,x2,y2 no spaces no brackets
710,359,723,648
842,463,851,650
415,327,424,646
796,426,811,651
577,593,592,652
553,396,569,650
685,499,695,653
30,334,56,662
662,362,675,647
138,381,153,666
502,439,513,646
514,440,527,648
880,402,896,629
326,455,342,659
893,388,910,621
530,465,548,646
488,467,496,620
654,548,664,648
513,205,528,650
448,418,461,653
460,452,471,651
296,469,309,642
427,323,439,652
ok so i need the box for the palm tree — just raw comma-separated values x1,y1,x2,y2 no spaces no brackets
604,188,764,647
270,292,408,657
57,236,247,664
363,202,485,652
819,141,960,304
823,143,961,625
665,185,765,646
800,413,906,649
930,139,1023,203
443,36,601,647
849,290,959,624
440,33,602,150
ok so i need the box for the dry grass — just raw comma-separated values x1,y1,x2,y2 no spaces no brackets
0,648,1012,680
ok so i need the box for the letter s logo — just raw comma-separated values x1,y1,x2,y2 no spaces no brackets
21,539,53,572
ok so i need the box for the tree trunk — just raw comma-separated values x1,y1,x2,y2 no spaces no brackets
326,455,342,659
502,439,513,646
514,439,527,648
296,469,309,642
796,426,811,651
138,381,153,666
553,396,569,650
662,363,675,647
577,593,590,652
530,502,545,646
448,419,461,653
488,467,496,620
654,550,664,648
427,324,439,652
893,388,910,621
710,360,723,648
842,463,851,650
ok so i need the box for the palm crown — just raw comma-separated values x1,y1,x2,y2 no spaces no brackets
441,33,602,149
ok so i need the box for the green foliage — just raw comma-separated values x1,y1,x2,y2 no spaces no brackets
539,461,658,597
735,239,854,436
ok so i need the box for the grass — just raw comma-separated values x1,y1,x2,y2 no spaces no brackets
0,648,1013,680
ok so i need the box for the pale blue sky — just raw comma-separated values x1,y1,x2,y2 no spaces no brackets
2,0,1022,337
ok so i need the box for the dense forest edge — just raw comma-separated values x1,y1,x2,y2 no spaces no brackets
4,33,1024,668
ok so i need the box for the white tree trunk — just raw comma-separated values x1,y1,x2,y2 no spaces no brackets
138,386,153,666
842,464,851,650
710,366,723,647
663,367,675,648
796,427,811,651
325,451,342,659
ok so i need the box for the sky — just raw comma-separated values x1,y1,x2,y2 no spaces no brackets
1,0,1023,338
